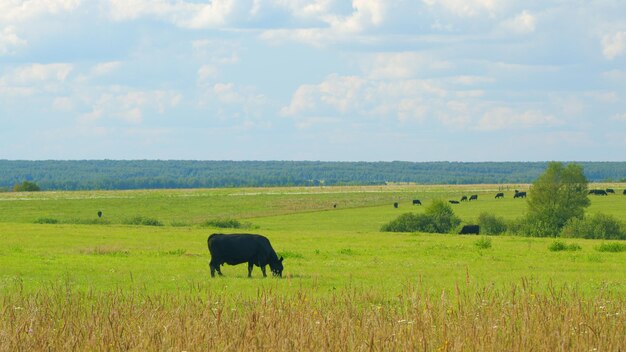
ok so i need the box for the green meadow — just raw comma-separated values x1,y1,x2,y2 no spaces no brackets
1,183,625,295
2,184,626,350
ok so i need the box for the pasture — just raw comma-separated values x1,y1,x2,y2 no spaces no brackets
1,184,625,350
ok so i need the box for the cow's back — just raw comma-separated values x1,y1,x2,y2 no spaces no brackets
208,233,274,265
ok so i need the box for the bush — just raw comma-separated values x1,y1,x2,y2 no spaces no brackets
124,216,163,226
34,217,59,224
381,200,460,234
595,242,626,253
201,218,255,229
514,214,562,237
561,213,626,240
13,181,41,192
474,237,492,249
548,241,581,252
478,212,507,235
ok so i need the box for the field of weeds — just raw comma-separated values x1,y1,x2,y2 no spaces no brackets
1,185,625,350
3,281,624,351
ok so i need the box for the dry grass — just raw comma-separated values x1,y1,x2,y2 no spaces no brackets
2,279,624,351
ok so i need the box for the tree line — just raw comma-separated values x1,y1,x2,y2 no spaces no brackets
1,160,625,191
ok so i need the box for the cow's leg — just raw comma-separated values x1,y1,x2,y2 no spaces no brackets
210,261,221,277
248,261,254,278
260,265,267,277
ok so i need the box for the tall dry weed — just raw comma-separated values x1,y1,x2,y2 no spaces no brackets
1,279,624,351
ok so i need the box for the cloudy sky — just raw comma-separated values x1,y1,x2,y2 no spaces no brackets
1,0,625,161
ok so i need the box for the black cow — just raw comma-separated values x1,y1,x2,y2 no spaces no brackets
589,190,608,196
469,194,478,201
394,202,399,208
495,192,504,199
412,199,422,205
623,189,626,195
459,225,480,235
460,196,468,202
333,203,337,208
449,200,460,204
97,211,102,218
606,189,615,194
207,233,284,278
514,191,527,198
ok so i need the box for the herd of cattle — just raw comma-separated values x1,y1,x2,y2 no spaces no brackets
206,187,624,278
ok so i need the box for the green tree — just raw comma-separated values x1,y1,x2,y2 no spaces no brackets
13,181,41,192
526,162,590,237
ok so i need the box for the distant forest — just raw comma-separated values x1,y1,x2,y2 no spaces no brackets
1,160,625,191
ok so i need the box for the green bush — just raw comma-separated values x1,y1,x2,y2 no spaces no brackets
34,217,59,224
381,200,460,234
561,213,626,240
474,236,492,249
548,240,581,252
124,216,163,226
595,242,626,253
514,214,562,237
478,212,507,235
202,218,242,228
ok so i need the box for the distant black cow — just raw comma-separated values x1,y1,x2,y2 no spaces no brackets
460,196,468,202
207,233,284,278
394,202,399,208
449,200,460,204
495,192,504,199
589,189,608,196
606,189,615,194
333,203,337,208
514,191,527,199
623,189,626,195
97,211,102,218
469,194,478,201
412,199,422,205
459,225,480,235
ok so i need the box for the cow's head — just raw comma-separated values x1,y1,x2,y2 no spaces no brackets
270,257,284,277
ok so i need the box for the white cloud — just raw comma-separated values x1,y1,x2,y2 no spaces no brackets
476,107,560,131
422,0,500,18
501,10,535,34
611,113,626,121
602,31,626,60
0,26,27,55
79,89,181,125
0,0,81,22
52,97,73,111
91,61,121,76
602,69,626,81
5,63,73,84
106,0,251,29
358,52,453,80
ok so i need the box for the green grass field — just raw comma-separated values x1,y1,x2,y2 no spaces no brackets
1,184,625,350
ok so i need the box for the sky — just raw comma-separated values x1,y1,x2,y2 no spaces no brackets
1,0,625,161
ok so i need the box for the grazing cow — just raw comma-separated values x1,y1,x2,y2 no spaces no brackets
589,190,608,196
207,233,284,278
449,200,460,204
412,199,422,205
459,225,480,235
97,211,102,218
394,202,399,208
623,190,626,195
469,194,478,201
495,192,504,199
606,189,615,194
460,196,468,202
514,191,527,199
333,203,337,208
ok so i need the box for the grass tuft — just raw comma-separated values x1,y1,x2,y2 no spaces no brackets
595,242,626,253
548,241,582,252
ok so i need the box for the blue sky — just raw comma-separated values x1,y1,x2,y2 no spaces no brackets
1,0,625,161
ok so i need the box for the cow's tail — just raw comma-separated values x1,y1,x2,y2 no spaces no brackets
207,233,218,251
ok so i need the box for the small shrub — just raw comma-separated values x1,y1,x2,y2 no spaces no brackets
124,216,163,226
561,213,626,240
474,236,492,249
34,217,59,224
170,220,190,227
478,212,507,235
202,218,243,229
381,200,460,234
595,242,626,253
548,241,581,252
